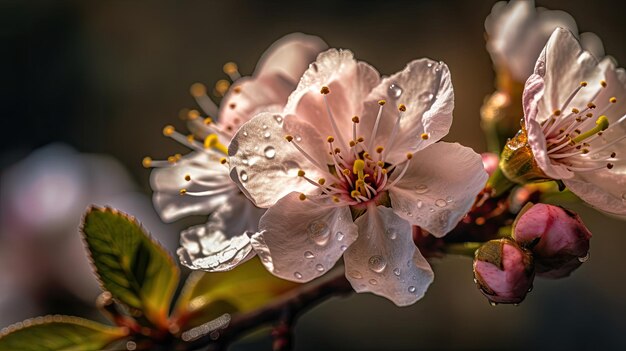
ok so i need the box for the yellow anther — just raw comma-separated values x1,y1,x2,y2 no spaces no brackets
363,152,371,159
381,168,388,174
175,153,182,160
357,136,365,143
332,196,340,203
320,86,330,95
203,117,213,125
375,146,384,153
398,104,406,112
587,102,596,109
215,80,230,96
299,193,307,201
179,188,187,195
572,108,580,114
610,97,617,103
586,113,593,118
351,190,361,198
167,156,177,163
406,153,413,160
582,148,589,154
378,100,386,106
285,135,294,142
377,161,384,167
297,170,306,177
349,140,356,147
187,134,195,142
334,147,341,154
553,109,561,116
580,81,588,87
233,86,242,93
327,136,335,143
204,134,228,154
223,62,238,75
318,178,326,185
573,115,609,143
600,80,607,88
190,83,207,97
342,169,351,176
142,157,152,168
352,116,360,123
163,125,175,136
421,133,429,140
188,109,200,120
219,157,227,164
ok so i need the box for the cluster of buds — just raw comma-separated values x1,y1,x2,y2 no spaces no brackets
473,203,592,305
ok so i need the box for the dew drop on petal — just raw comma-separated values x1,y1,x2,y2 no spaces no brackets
578,251,590,262
340,245,347,251
369,279,378,285
295,135,302,142
435,199,447,207
315,264,325,272
419,92,434,102
336,231,344,241
388,83,403,98
446,196,453,203
349,270,362,279
490,301,498,307
263,146,276,159
307,220,330,245
473,278,478,284
393,268,401,276
528,285,533,292
273,115,283,124
263,131,271,139
415,184,428,193
368,255,387,273
386,228,397,240
242,131,248,137
304,251,315,259
416,201,423,209
408,286,416,293
294,272,303,279
240,171,248,182
262,124,268,130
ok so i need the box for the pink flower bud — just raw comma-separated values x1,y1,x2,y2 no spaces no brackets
473,238,534,304
481,152,499,176
513,203,592,278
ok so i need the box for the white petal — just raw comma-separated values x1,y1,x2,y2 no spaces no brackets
284,49,380,148
228,112,330,208
580,32,605,60
177,195,265,271
150,152,237,222
344,205,434,307
360,59,454,164
526,118,573,179
219,33,327,131
388,142,488,237
564,172,626,215
250,192,358,282
535,28,604,122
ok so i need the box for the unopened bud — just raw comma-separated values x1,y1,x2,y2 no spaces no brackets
513,203,592,279
473,238,534,304
499,127,550,184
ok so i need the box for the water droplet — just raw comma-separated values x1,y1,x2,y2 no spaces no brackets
368,255,387,273
340,245,347,251
415,184,428,193
242,131,248,137
386,228,397,240
263,131,271,139
295,135,302,142
446,196,453,203
294,272,303,279
490,301,498,307
273,115,283,124
369,279,378,285
388,83,403,98
393,268,401,276
336,231,344,241
241,156,249,165
263,146,276,159
262,124,268,130
349,270,362,279
527,285,533,292
315,264,325,272
408,286,416,293
578,251,590,262
240,171,248,182
429,207,435,213
435,199,447,207
427,62,433,68
304,251,315,259
307,220,330,245
416,201,423,209
419,92,434,102
473,278,478,284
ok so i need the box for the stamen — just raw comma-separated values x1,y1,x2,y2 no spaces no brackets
285,134,338,180
384,153,413,190
368,100,386,150
320,87,348,150
190,83,219,116
142,157,152,168
223,62,241,81
383,105,406,157
215,80,230,97
204,134,229,154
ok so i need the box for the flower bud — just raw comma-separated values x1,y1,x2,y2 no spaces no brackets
513,203,592,279
473,238,534,304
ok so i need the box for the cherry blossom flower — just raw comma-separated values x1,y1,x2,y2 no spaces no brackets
485,0,604,83
146,33,327,271
228,49,488,306
505,28,626,215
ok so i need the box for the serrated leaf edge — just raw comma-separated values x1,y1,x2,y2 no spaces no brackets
0,315,128,339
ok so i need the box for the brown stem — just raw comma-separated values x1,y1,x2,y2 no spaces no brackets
182,270,353,351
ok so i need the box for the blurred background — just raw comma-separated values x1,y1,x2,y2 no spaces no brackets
1,0,625,350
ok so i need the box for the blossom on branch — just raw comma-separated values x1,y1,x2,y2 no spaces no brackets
228,49,488,306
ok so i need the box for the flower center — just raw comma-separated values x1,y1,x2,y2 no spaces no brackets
540,80,624,172
286,86,421,207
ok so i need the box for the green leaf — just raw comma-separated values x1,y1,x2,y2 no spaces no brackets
0,315,128,351
82,207,179,329
171,259,297,330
